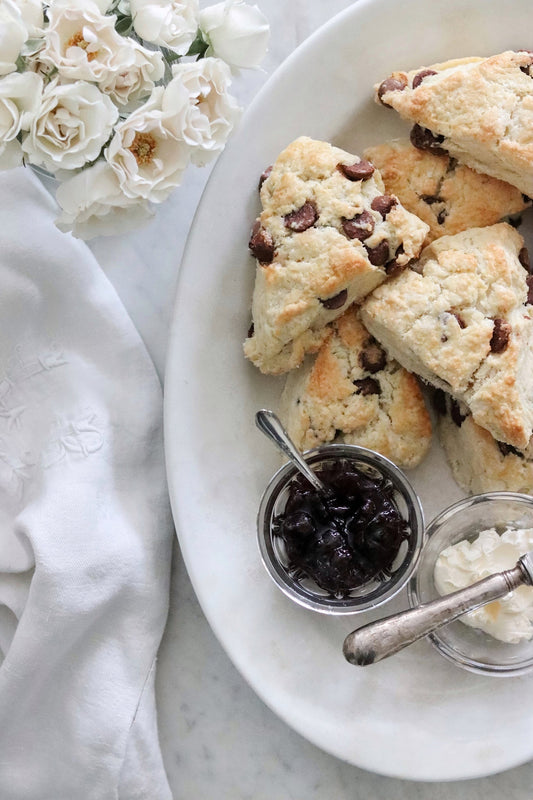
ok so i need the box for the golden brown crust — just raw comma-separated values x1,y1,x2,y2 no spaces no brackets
364,140,530,244
360,223,533,449
375,51,533,196
244,136,429,374
279,308,432,467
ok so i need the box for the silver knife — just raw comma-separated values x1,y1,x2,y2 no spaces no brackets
343,550,533,666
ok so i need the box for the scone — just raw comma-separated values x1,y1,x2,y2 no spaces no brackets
434,389,533,494
375,51,533,197
360,223,533,449
364,140,530,244
243,136,429,374
279,308,432,468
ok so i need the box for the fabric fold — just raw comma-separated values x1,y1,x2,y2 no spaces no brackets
0,168,173,800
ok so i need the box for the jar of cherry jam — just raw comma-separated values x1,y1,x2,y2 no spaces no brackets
257,444,425,614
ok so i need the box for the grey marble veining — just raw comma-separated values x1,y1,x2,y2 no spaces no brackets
86,1,533,797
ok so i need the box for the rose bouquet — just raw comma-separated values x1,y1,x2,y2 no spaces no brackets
0,0,269,238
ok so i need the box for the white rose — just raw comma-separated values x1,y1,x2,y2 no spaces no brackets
162,58,240,166
16,0,44,36
56,160,154,239
87,0,111,10
0,0,28,75
130,0,198,53
199,1,269,69
41,0,130,83
47,0,111,13
99,38,164,109
0,71,42,168
22,79,118,172
105,87,190,202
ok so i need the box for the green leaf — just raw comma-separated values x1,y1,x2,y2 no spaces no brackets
186,31,209,58
44,65,58,84
161,46,181,63
114,14,133,36
20,37,45,57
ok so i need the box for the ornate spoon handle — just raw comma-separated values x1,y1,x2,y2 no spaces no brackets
255,409,329,495
343,565,526,666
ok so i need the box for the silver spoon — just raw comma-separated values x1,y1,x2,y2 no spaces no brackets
255,409,330,496
343,550,533,666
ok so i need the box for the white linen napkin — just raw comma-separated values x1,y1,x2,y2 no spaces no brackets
0,168,173,800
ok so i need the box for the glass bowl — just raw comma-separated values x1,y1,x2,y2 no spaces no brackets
408,492,533,677
257,443,425,614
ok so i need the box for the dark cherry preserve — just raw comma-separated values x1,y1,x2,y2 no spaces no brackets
272,460,409,598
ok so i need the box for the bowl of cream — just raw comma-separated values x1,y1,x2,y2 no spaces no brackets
408,493,533,676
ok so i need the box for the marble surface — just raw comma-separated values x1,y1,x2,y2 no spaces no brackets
86,1,533,797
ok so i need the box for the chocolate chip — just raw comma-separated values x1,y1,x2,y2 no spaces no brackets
450,399,466,427
527,275,533,305
365,240,390,266
437,208,448,225
377,75,408,106
370,194,398,217
412,68,438,89
353,377,381,396
320,289,348,310
452,312,466,329
359,340,387,373
519,246,531,271
341,210,375,241
421,194,442,205
385,258,406,277
497,441,524,458
247,322,254,338
410,124,448,156
432,388,447,416
385,244,407,276
249,220,275,263
258,165,272,190
490,318,511,353
519,55,533,76
284,201,318,232
338,160,375,181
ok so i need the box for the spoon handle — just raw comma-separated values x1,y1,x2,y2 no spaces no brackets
255,409,328,495
343,565,526,666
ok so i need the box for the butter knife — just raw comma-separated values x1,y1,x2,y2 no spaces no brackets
343,550,533,666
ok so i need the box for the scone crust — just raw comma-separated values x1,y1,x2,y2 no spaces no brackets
437,394,533,494
279,309,432,468
360,223,533,449
244,136,429,374
375,51,533,196
364,140,530,244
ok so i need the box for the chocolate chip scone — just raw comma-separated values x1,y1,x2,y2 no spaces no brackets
434,389,533,494
364,140,530,244
360,223,533,449
375,51,533,197
243,136,429,374
278,308,432,468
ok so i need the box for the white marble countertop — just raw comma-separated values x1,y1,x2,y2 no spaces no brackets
88,2,533,796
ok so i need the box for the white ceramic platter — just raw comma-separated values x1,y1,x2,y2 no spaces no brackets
165,0,533,780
